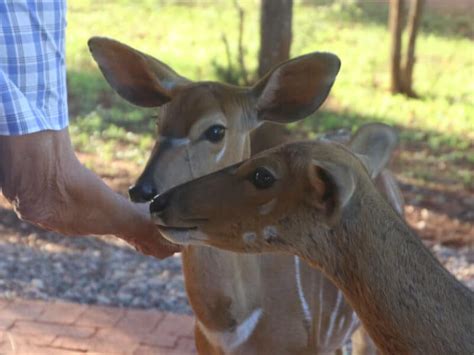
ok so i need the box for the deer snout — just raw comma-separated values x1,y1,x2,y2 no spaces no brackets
128,183,157,203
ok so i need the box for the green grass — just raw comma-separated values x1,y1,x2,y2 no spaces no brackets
66,0,473,187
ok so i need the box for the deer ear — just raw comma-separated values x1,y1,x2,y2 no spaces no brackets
307,159,355,219
88,37,191,107
251,52,341,124
375,170,405,216
349,123,398,178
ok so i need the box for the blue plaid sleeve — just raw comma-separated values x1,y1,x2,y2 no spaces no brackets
0,0,68,136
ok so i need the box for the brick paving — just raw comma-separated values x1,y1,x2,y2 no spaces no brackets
0,298,196,354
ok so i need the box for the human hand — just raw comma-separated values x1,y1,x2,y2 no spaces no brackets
121,202,182,259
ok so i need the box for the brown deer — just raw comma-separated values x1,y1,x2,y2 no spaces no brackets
89,37,400,354
151,132,474,355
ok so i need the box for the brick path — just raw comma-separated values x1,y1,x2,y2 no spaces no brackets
0,298,196,354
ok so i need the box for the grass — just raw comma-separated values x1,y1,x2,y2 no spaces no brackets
66,0,473,189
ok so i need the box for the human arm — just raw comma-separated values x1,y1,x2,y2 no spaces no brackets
0,128,180,258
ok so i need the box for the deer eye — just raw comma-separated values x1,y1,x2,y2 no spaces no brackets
251,167,276,189
204,125,226,143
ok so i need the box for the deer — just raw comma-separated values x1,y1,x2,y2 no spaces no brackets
150,130,474,355
88,37,402,354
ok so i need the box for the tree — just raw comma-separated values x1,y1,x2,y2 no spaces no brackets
401,0,425,97
389,0,425,97
389,0,405,94
258,0,293,78
254,0,294,155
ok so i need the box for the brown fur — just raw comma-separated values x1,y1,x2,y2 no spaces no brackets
156,140,474,354
89,37,391,354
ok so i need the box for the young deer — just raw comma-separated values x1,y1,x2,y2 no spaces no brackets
89,37,399,354
151,130,474,355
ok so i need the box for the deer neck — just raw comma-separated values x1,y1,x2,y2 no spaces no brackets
300,187,474,354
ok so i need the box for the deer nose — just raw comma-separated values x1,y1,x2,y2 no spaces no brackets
150,192,170,215
128,183,157,203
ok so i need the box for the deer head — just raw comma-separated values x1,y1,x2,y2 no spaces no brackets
150,124,474,355
88,37,341,201
149,124,398,255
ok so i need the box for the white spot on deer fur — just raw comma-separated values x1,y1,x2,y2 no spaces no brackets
197,308,263,353
243,231,257,244
158,136,190,147
262,225,278,241
294,256,312,326
215,145,226,163
258,198,277,215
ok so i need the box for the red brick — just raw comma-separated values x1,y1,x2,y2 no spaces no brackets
0,298,196,355
116,309,164,334
158,314,195,338
174,336,197,354
54,327,139,353
0,342,84,354
140,330,177,348
38,301,86,324
94,326,139,344
0,318,14,331
12,320,95,339
1,299,46,320
2,329,57,346
51,335,89,352
140,314,194,349
39,347,85,354
63,335,137,354
54,335,137,354
0,298,11,310
74,305,124,327
134,344,172,355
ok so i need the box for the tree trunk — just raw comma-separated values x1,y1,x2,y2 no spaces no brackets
258,0,293,78
401,0,425,97
389,0,405,94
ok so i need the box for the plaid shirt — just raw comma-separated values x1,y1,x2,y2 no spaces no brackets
0,0,68,136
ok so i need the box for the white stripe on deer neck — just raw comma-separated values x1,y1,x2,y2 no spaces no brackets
316,277,324,344
323,290,343,346
337,315,346,332
197,308,263,353
294,256,312,326
341,313,360,346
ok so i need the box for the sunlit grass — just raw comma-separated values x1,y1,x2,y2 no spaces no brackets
66,0,473,188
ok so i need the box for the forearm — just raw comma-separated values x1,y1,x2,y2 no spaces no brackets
0,129,178,257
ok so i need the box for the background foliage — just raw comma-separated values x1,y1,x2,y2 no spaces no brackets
66,0,473,190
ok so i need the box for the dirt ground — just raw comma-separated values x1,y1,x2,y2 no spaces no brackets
1,139,473,292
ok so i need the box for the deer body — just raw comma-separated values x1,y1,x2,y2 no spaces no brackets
183,249,359,354
89,37,395,354
315,195,474,354
152,138,474,354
